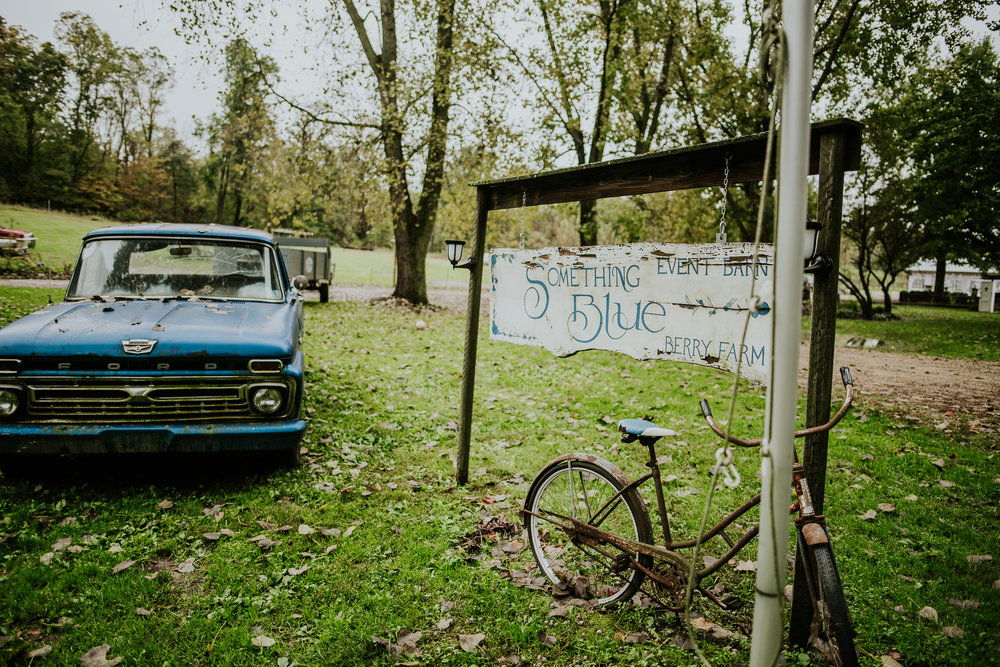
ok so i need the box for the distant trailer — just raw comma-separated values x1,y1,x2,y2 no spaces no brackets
275,234,335,303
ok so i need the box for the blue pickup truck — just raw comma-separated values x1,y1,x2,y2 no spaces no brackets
0,223,308,477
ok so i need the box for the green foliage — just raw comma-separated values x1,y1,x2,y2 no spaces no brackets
905,41,1000,274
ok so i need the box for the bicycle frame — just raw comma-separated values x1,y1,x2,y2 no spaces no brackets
524,367,854,609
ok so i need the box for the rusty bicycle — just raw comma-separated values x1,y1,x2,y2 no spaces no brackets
521,367,858,666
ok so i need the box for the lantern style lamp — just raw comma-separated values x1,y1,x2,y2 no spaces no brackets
803,218,831,275
445,239,476,270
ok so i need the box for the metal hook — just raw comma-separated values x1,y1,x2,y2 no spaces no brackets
714,447,741,488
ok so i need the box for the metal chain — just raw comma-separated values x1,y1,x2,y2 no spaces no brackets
716,154,731,244
519,190,527,250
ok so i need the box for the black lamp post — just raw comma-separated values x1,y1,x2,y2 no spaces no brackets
803,219,831,275
445,239,476,270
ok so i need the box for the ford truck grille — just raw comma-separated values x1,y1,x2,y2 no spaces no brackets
23,377,294,423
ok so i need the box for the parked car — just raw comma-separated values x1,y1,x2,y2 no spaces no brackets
0,228,37,255
0,223,308,477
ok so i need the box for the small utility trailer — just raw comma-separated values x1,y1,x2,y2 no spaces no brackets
273,230,335,302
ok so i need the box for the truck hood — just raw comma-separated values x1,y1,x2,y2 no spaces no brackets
0,299,299,360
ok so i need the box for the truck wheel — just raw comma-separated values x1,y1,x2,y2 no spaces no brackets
318,283,329,303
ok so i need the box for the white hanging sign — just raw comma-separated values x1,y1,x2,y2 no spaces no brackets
489,243,774,384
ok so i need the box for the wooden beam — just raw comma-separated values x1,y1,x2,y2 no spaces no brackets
473,118,861,211
455,188,490,485
789,126,851,648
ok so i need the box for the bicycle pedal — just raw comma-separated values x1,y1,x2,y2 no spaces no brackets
611,553,632,573
721,595,745,611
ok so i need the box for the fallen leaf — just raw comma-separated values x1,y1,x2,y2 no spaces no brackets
967,555,992,563
459,633,485,652
938,480,955,488
203,532,222,541
288,566,309,576
136,607,151,616
948,597,979,610
690,617,715,631
436,618,453,630
79,644,123,666
343,525,356,538
298,524,315,535
882,657,903,667
52,537,73,551
735,560,756,572
111,560,136,575
27,645,52,658
904,494,918,501
878,503,897,513
108,545,124,554
861,510,878,521
941,625,964,638
157,500,174,510
537,630,556,645
40,552,54,565
624,632,651,643
175,558,195,574
918,606,938,623
251,635,276,648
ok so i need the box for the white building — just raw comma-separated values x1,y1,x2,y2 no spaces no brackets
906,260,984,295
905,260,1000,313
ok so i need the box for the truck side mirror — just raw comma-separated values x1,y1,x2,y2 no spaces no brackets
292,275,308,291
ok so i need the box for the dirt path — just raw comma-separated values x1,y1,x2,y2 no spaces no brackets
4,280,997,429
799,345,1000,430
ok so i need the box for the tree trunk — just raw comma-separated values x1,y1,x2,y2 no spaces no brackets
933,249,947,302
579,199,599,245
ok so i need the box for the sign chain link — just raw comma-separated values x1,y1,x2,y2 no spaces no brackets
519,190,527,250
716,154,731,244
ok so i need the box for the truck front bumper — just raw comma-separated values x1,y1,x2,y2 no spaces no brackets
0,420,307,455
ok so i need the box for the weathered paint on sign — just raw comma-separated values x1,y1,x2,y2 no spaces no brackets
489,243,774,384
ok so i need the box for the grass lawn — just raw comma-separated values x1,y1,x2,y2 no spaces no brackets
828,305,1000,362
0,205,109,272
0,287,997,666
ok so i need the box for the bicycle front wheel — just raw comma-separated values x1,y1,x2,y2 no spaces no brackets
802,537,859,667
523,456,652,607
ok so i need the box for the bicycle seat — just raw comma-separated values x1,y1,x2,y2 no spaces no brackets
617,419,678,442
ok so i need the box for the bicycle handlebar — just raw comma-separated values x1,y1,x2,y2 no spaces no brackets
701,366,854,448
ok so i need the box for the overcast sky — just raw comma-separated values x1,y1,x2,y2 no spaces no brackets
3,1,329,146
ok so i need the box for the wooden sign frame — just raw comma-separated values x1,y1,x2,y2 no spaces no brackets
454,118,862,646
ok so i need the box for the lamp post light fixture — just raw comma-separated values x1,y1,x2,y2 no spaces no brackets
445,239,476,270
803,218,831,275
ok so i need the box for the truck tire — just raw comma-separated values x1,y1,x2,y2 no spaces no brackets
318,283,329,303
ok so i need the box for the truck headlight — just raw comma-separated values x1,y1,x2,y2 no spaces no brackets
0,388,20,418
250,386,284,415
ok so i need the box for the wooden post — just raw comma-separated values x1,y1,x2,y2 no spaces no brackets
455,187,490,485
789,127,849,645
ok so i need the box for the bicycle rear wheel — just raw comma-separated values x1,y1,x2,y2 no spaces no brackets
523,456,652,607
801,535,859,667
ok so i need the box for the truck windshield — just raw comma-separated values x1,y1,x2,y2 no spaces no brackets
66,237,285,301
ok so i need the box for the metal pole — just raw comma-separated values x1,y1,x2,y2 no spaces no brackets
749,2,813,665
455,188,490,485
